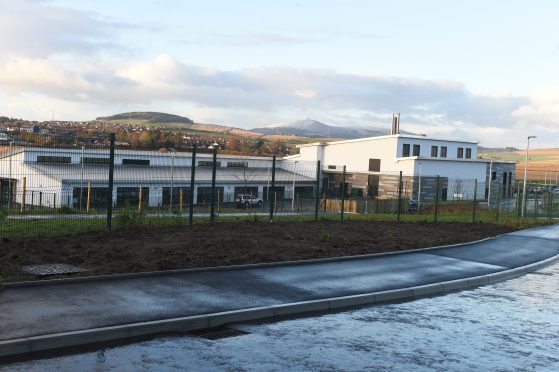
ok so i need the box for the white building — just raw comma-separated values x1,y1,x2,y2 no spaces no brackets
290,132,516,201
0,147,316,209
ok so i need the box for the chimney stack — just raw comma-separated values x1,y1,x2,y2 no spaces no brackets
391,113,400,135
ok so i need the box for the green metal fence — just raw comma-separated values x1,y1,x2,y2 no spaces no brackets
0,132,556,238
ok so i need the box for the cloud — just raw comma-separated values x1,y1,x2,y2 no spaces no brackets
1,53,558,147
0,0,126,58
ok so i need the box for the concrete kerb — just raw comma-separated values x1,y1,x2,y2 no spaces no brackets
2,250,559,359
2,236,497,290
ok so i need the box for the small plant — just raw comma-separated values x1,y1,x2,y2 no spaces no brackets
319,232,330,242
57,205,75,214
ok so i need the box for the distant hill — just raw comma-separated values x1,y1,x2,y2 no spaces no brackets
96,112,194,124
252,118,408,139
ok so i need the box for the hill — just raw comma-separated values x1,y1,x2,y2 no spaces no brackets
96,112,194,124
252,118,407,138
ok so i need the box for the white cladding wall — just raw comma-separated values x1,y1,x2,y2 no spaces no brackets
319,137,399,173
407,159,487,199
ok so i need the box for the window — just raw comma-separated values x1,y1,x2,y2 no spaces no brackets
227,161,248,168
198,160,221,167
431,146,438,157
465,148,472,159
457,147,464,158
491,171,497,181
81,157,110,165
503,172,508,185
122,159,150,166
402,144,410,157
440,146,447,158
328,165,337,170
412,144,420,156
368,159,381,172
37,156,71,164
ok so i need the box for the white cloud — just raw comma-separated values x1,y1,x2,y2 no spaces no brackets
0,53,557,147
0,0,125,58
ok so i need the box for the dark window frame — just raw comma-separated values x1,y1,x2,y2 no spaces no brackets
37,156,71,164
431,146,438,157
122,159,150,166
457,147,464,159
402,144,410,157
465,148,472,159
412,144,420,157
440,146,447,158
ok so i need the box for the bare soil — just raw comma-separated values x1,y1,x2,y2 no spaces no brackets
0,220,519,283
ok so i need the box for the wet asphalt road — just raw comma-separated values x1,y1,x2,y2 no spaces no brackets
2,225,559,341
2,257,558,371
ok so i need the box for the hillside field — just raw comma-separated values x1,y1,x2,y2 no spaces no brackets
479,148,559,181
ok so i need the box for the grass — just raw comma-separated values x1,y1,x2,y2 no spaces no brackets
0,205,554,239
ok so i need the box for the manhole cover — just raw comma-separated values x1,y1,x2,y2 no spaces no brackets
188,326,249,340
22,263,84,276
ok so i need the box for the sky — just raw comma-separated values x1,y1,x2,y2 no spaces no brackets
1,0,558,147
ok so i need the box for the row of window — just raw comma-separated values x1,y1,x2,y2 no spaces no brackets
402,144,472,159
36,156,248,168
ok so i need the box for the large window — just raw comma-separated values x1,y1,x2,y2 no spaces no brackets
431,146,438,157
122,159,150,166
162,187,190,207
457,147,464,159
81,157,110,165
116,187,149,207
198,160,221,167
412,144,420,156
37,156,71,163
227,161,248,168
441,146,447,158
465,148,472,159
196,187,224,204
402,144,410,157
73,187,109,209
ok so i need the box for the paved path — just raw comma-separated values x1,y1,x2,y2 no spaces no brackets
1,225,559,343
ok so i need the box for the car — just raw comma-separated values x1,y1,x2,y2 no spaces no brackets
408,198,428,212
235,194,263,207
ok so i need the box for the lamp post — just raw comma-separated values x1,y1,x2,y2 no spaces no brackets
521,135,537,217
291,161,298,212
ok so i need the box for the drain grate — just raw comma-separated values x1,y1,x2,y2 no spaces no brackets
188,326,249,340
22,263,84,276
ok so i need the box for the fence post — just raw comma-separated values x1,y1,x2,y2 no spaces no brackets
189,144,197,226
179,189,183,213
314,160,321,221
496,183,501,222
39,191,42,208
472,179,478,223
516,185,522,219
20,176,26,213
341,165,346,221
107,133,115,231
269,156,276,222
138,185,143,213
397,171,403,222
434,175,440,222
53,193,56,209
210,145,218,223
534,191,538,221
87,181,92,213
548,192,553,220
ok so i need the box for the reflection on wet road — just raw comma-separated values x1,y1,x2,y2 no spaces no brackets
3,263,559,371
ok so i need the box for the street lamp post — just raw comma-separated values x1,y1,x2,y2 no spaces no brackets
291,161,298,212
8,141,12,210
521,136,537,217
